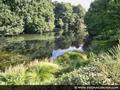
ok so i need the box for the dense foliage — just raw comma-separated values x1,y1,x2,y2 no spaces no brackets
1,0,120,86
0,0,86,36
0,60,60,85
0,0,55,36
0,43,120,85
53,1,86,30
0,3,24,36
50,44,120,85
85,0,120,40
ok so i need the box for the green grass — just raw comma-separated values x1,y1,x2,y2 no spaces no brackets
25,62,61,85
0,60,61,85
86,40,118,54
96,40,118,52
0,64,26,85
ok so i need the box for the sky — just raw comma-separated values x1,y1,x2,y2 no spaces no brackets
52,0,95,11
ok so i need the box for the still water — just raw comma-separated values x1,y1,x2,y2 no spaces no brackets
52,44,83,59
0,30,84,69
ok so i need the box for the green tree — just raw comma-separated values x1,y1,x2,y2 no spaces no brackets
53,2,73,28
72,4,86,30
53,2,86,30
0,0,55,36
85,0,120,39
20,0,55,33
0,3,24,36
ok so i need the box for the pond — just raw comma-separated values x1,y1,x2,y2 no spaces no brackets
0,30,85,70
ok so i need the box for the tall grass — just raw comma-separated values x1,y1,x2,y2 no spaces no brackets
0,64,26,85
25,62,61,85
97,44,120,84
0,59,61,85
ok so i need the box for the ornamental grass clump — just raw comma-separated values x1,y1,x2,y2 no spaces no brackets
0,64,26,85
25,62,61,85
0,59,61,85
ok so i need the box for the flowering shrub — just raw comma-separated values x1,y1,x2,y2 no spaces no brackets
50,62,112,85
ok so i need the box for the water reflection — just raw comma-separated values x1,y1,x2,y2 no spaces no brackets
52,44,84,60
0,30,85,69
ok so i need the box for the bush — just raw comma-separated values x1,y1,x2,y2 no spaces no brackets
50,44,120,85
54,51,95,73
50,61,113,85
54,51,88,64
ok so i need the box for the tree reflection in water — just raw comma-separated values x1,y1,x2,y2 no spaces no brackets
0,29,85,69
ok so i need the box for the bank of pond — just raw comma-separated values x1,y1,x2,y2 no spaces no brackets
0,45,120,85
0,0,120,86
0,30,120,85
0,30,85,70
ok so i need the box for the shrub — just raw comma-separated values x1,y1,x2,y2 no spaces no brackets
54,51,95,73
50,44,120,85
50,62,112,85
54,51,88,64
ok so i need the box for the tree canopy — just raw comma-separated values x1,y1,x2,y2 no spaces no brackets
85,0,120,40
0,0,55,36
0,2,24,36
53,2,86,30
0,0,86,36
